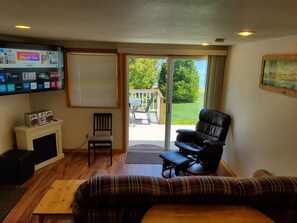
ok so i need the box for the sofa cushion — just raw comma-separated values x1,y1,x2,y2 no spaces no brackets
170,176,239,195
88,175,170,196
73,175,171,223
168,176,241,204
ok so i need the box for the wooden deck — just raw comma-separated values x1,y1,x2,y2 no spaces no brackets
129,116,195,150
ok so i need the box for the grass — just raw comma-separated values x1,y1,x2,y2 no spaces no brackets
162,90,205,124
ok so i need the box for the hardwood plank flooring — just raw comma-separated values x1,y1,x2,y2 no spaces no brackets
3,150,232,223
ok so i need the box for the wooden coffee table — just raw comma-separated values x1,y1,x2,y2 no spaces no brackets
33,180,85,223
141,204,275,223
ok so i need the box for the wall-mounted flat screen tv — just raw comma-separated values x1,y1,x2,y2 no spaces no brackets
0,41,64,96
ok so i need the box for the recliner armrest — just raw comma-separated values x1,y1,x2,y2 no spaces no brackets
176,129,196,142
203,140,225,147
176,129,195,134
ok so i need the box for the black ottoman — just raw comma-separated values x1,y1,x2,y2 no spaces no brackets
0,150,35,184
159,151,193,178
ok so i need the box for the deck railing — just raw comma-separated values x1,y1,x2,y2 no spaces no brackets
129,89,164,123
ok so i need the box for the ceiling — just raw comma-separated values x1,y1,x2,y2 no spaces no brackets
1,0,297,46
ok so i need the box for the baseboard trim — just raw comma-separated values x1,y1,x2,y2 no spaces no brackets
63,148,124,154
221,159,237,177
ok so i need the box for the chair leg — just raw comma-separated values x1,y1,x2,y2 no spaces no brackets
93,143,96,163
88,143,91,166
147,112,151,124
129,112,135,127
110,146,112,166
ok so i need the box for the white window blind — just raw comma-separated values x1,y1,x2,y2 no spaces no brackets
67,52,118,107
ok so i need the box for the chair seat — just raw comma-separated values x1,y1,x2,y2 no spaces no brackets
89,135,113,142
160,151,193,166
175,141,203,154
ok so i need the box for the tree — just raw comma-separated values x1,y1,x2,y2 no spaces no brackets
129,58,159,89
158,60,199,102
158,62,167,96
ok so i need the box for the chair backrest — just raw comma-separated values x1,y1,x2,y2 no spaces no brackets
93,113,112,136
144,92,156,112
195,108,231,143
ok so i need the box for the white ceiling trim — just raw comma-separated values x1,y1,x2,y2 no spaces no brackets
117,48,227,56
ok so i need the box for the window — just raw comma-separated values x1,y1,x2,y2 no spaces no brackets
66,50,119,107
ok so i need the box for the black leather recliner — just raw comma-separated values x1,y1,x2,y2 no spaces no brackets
175,108,231,174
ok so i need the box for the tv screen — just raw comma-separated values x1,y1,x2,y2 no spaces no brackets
0,41,64,96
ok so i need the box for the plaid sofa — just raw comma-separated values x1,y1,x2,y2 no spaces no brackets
72,170,297,223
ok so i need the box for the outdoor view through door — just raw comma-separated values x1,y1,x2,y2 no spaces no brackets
128,56,208,152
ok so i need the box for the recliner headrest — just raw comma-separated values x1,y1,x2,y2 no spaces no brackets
196,108,231,142
199,108,231,129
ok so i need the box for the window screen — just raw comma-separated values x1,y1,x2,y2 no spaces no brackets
66,51,119,107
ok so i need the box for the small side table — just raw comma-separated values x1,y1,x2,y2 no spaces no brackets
33,180,85,223
141,204,275,223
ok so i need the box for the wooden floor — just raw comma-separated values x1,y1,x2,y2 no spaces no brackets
3,150,232,223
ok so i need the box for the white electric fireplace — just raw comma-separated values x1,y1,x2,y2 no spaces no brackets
14,120,64,170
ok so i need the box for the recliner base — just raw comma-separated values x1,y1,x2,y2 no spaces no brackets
187,163,215,175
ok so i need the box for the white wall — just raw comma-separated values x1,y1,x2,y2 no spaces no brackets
0,94,30,154
222,35,297,177
29,90,123,150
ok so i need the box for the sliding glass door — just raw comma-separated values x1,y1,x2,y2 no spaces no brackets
127,56,208,151
164,57,208,150
128,56,167,150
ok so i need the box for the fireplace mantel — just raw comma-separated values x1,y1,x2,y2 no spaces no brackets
14,120,64,170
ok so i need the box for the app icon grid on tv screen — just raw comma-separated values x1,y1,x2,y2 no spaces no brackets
0,41,64,96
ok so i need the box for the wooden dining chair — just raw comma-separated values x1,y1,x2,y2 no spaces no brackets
88,113,113,166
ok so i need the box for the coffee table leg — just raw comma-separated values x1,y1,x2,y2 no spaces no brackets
38,215,44,223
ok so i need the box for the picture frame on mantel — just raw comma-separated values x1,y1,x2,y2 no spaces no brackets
259,54,297,97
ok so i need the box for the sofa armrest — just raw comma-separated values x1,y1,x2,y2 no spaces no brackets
253,169,274,178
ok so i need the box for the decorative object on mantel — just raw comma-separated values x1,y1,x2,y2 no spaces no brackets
259,54,297,97
24,109,53,127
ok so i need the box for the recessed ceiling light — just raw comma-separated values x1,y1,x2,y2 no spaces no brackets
15,25,31,29
237,31,254,36
201,42,210,46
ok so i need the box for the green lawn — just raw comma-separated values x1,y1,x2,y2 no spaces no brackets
162,90,205,124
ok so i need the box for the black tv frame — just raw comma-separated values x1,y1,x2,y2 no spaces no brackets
0,41,64,96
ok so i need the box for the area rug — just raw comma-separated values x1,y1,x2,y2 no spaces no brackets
128,144,164,151
125,152,163,164
0,184,27,222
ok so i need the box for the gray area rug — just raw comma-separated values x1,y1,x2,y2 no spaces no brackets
125,152,163,164
128,144,164,152
0,184,27,222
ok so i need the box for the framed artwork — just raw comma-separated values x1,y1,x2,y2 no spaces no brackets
259,54,297,97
